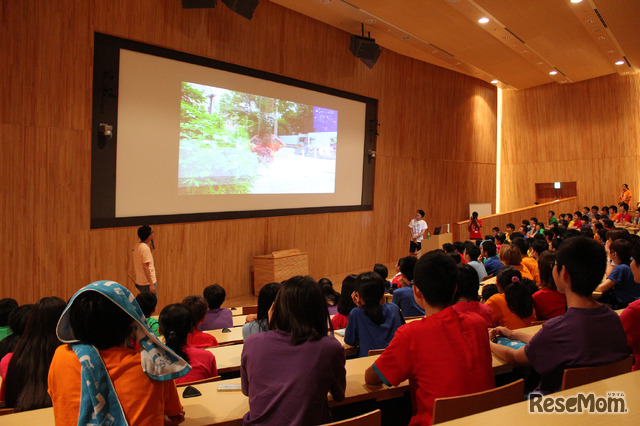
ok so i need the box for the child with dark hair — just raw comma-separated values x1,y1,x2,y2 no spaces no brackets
620,240,640,371
391,256,425,318
199,284,233,330
0,298,18,341
345,272,404,357
48,281,188,424
0,297,65,409
319,278,340,315
596,239,640,308
491,237,629,395
485,267,536,329
241,276,346,425
135,292,159,336
0,304,32,362
160,303,217,385
452,264,491,327
463,243,487,282
331,275,358,330
532,251,566,320
242,282,282,339
481,284,499,303
453,241,467,264
468,212,483,241
480,240,504,277
373,263,391,292
182,295,218,348
365,251,494,425
511,237,540,285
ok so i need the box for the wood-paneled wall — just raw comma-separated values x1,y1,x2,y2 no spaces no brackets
452,198,578,242
0,0,497,307
500,72,640,212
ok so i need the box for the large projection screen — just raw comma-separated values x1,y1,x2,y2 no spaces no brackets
91,33,377,228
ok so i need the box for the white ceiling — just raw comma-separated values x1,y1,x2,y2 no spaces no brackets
270,0,640,90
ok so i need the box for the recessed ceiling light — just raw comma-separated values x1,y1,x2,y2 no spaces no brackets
549,70,558,75
478,17,490,24
615,60,626,65
491,79,499,84
570,0,583,4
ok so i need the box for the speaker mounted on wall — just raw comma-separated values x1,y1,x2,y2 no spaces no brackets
349,35,382,69
221,0,260,20
181,0,217,8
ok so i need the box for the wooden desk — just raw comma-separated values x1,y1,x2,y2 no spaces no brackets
232,316,247,327
441,370,640,425
207,327,244,346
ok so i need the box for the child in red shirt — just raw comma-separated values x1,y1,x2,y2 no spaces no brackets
365,251,494,425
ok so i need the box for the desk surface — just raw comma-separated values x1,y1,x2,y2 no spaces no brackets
441,370,640,425
207,327,244,346
232,316,246,327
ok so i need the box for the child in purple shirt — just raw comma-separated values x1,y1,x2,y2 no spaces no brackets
198,284,233,330
241,276,346,425
490,237,630,395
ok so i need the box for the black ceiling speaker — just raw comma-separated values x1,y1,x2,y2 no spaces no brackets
181,0,217,8
350,35,382,69
222,0,260,20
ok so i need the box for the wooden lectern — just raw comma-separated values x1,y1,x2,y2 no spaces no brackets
252,249,309,296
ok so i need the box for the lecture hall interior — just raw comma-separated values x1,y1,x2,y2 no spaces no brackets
1,0,640,309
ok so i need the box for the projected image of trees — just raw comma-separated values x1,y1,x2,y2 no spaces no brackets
179,82,338,195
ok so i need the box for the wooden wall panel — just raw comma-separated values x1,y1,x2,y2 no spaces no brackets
500,73,640,212
0,0,497,306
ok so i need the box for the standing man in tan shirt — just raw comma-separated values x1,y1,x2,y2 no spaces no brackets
133,225,157,294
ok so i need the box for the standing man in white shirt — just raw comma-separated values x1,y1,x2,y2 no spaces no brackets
409,210,428,256
133,225,157,294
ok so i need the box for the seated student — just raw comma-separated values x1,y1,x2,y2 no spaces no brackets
182,295,218,348
48,281,188,425
511,237,539,285
331,275,358,330
480,240,504,277
135,292,160,337
364,251,495,425
241,276,346,425
490,237,630,395
391,256,426,318
453,241,468,264
463,243,487,283
242,282,282,339
160,303,217,385
610,205,621,222
633,208,640,226
374,263,391,293
319,278,340,316
615,203,632,223
0,298,18,341
620,241,640,371
481,284,499,303
345,272,404,357
491,226,500,238
526,218,538,238
548,210,559,226
199,284,233,330
390,258,404,289
505,223,515,243
0,304,32,363
529,238,548,262
499,244,534,281
452,264,491,327
601,206,610,218
1,297,65,408
596,239,640,309
532,251,567,320
592,205,599,219
495,233,507,251
485,267,536,329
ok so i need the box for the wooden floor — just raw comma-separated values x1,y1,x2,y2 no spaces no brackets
221,261,398,310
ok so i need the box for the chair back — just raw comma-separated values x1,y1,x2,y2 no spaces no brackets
322,409,381,426
368,349,384,356
432,379,524,424
561,355,633,391
176,375,222,387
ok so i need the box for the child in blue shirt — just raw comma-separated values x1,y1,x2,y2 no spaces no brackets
345,272,404,357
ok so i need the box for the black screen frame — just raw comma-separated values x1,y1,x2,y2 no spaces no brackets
91,33,377,229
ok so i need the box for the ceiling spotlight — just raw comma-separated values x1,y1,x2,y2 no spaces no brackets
491,79,499,84
549,70,558,75
570,0,583,3
615,60,626,65
478,17,490,24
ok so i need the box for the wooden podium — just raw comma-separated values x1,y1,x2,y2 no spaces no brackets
420,233,453,253
252,249,309,296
